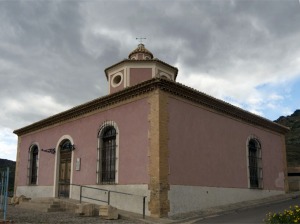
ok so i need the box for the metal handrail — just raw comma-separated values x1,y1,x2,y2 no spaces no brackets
59,183,147,219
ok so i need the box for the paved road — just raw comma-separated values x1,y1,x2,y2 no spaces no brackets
193,197,300,224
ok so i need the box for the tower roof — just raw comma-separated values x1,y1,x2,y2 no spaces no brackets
128,43,154,60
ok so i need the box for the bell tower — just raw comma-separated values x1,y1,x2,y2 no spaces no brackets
104,44,178,94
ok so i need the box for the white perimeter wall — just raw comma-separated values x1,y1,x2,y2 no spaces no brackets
169,185,285,215
16,184,284,217
70,184,150,216
16,186,53,198
16,184,149,215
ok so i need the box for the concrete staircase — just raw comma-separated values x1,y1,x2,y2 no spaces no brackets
16,197,78,213
16,197,119,219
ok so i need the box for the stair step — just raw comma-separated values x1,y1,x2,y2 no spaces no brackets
47,207,66,212
17,200,65,213
16,198,91,214
17,202,49,212
30,197,55,203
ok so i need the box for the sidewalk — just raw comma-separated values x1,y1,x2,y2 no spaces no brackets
119,191,300,224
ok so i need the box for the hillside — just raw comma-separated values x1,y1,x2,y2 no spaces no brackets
275,109,300,166
0,158,16,193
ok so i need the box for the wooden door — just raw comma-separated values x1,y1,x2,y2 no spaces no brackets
58,151,71,197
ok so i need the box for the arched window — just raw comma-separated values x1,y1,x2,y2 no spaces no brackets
97,121,119,184
60,139,74,153
248,138,263,189
28,144,39,185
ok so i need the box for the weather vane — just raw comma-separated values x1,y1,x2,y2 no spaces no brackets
136,37,146,44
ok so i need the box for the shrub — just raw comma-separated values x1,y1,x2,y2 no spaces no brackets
264,205,300,223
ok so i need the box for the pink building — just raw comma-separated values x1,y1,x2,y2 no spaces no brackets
13,44,289,217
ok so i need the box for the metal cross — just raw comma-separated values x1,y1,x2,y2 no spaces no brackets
136,37,146,43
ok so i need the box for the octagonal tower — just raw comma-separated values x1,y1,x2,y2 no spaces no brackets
105,44,178,94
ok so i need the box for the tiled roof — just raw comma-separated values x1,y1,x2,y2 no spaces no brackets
128,43,153,59
13,78,289,136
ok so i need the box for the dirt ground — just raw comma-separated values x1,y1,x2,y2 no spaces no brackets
1,204,141,223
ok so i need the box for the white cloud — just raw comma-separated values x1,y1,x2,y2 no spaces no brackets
24,94,70,117
1,0,300,160
1,93,70,129
0,127,17,161
177,67,298,119
0,93,70,161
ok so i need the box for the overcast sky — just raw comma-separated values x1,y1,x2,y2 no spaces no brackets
1,0,300,161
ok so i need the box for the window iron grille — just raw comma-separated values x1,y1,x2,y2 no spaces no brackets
248,139,263,189
60,140,75,152
28,145,38,185
97,121,118,185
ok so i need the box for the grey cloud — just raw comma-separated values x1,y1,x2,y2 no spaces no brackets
1,0,300,160
0,1,103,107
81,0,300,77
1,0,300,131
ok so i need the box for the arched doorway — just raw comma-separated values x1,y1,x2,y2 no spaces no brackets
58,139,73,197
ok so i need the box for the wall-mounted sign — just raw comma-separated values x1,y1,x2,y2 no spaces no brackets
76,158,81,171
41,148,56,154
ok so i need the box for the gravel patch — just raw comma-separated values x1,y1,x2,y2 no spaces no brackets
1,205,141,223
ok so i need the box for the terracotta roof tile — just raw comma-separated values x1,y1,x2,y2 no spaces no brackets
128,43,153,59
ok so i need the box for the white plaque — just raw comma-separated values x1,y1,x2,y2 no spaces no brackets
76,158,81,171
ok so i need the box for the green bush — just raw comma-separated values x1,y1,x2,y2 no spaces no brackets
264,205,300,223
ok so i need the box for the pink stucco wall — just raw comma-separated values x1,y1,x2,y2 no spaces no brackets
129,68,152,86
168,97,285,190
17,98,150,186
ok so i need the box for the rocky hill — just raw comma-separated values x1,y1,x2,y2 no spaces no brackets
0,158,16,193
275,109,300,166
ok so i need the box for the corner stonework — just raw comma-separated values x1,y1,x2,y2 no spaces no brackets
148,89,170,218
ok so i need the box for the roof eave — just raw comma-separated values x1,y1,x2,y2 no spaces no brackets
104,59,178,79
13,78,289,136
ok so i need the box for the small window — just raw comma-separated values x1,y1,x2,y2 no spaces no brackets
113,75,122,85
248,138,263,189
159,72,172,80
28,145,39,185
111,72,123,87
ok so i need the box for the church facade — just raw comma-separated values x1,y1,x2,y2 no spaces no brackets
13,44,289,217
